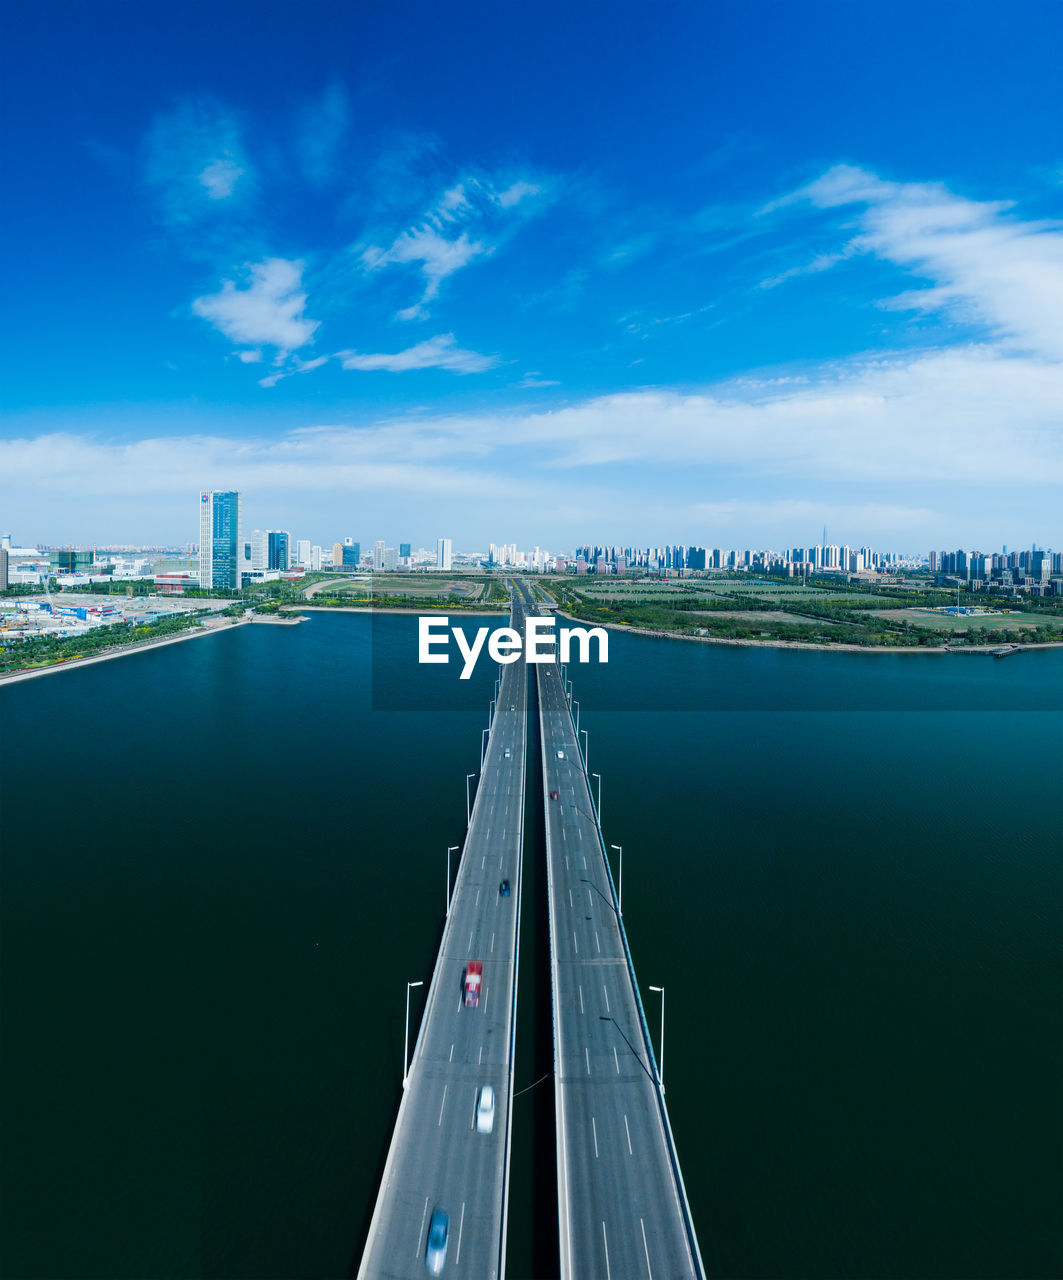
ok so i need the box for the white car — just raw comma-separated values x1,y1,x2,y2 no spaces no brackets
476,1085,495,1134
504,748,511,758
556,750,564,759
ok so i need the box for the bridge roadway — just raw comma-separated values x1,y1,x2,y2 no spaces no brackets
358,597,529,1280
534,598,705,1279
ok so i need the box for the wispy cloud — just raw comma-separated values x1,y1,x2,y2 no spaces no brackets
769,164,1063,358
192,258,319,353
142,96,253,224
296,82,349,185
336,333,497,374
358,167,553,317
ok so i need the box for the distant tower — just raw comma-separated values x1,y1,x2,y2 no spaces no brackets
436,538,453,571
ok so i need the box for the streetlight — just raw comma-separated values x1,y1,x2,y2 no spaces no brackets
610,843,622,914
481,727,489,766
580,728,588,770
592,772,601,823
404,980,424,1088
648,985,665,1090
446,845,458,915
573,700,580,734
466,774,475,824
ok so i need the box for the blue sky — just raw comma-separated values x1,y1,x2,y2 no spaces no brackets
2,0,1061,551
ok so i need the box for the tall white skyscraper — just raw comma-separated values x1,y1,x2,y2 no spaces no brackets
198,490,241,590
437,537,452,570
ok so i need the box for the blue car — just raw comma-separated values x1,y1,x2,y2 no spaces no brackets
426,1208,449,1275
499,879,511,897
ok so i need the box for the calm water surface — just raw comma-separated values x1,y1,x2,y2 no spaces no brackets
1,614,1060,1278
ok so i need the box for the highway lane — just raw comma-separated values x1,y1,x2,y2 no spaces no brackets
536,612,705,1280
358,598,529,1280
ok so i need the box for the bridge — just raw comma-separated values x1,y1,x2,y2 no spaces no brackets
359,584,704,1276
357,593,530,1279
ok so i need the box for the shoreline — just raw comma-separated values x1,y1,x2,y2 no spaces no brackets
552,610,1063,654
283,603,507,615
0,617,250,686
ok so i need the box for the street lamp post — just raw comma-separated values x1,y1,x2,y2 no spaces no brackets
481,727,489,766
580,728,588,770
573,700,580,733
466,774,475,825
610,843,622,914
446,845,458,915
404,980,424,1088
648,985,665,1090
592,772,601,823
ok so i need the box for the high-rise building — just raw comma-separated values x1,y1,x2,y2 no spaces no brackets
437,538,452,570
199,490,241,590
342,542,360,567
0,546,8,591
399,542,411,559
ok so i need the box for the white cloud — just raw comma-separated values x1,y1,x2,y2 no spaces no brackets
495,180,541,209
236,349,263,363
336,333,497,374
143,97,252,223
193,258,319,352
777,164,1063,359
361,225,487,311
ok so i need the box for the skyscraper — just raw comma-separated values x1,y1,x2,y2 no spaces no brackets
198,490,241,591
437,538,452,570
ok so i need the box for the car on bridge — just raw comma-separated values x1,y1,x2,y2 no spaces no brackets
499,879,510,897
550,790,559,800
476,1085,495,1134
425,1207,449,1274
463,961,483,1007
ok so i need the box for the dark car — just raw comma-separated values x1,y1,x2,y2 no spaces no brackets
550,790,560,800
426,1208,449,1275
499,879,511,897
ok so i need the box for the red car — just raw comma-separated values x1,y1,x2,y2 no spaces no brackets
550,790,560,800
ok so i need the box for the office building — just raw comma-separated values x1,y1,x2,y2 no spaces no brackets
198,490,241,591
0,546,7,591
342,542,360,567
436,538,452,571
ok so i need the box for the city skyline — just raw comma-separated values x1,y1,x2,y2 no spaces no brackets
3,3,1062,548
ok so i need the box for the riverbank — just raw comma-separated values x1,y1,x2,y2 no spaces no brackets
0,617,250,686
283,603,507,615
553,610,1063,654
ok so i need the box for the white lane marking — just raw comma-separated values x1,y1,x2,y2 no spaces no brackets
481,855,486,868
478,1044,483,1065
562,828,567,841
565,855,570,870
602,1220,612,1280
486,828,491,838
437,1084,448,1126
585,1046,590,1075
624,1114,633,1155
449,1043,454,1062
499,854,504,869
475,889,480,906
582,856,587,869
502,829,506,840
455,1201,466,1266
490,931,495,953
595,931,601,953
573,932,579,954
614,1046,620,1075
578,985,584,1014
602,986,610,1014
592,1115,599,1158
640,1218,654,1279
468,930,474,951
416,1196,429,1258
569,888,574,908
578,829,583,841
483,985,489,1013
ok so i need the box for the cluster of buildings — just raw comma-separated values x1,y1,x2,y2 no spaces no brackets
193,490,457,592
928,547,1062,596
563,543,910,577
